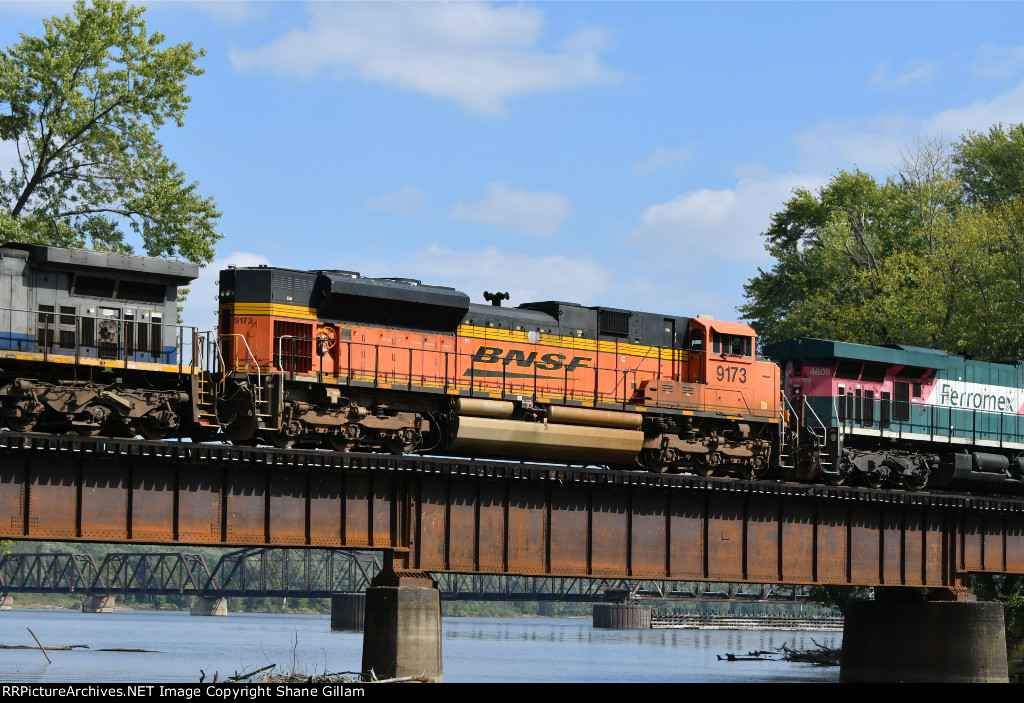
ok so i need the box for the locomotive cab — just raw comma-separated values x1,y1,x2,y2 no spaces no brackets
686,316,753,373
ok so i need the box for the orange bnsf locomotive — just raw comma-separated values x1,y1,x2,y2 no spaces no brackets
213,262,781,476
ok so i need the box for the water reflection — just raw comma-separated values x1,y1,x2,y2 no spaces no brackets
2,609,840,683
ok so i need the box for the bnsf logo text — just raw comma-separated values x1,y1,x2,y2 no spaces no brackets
471,346,592,372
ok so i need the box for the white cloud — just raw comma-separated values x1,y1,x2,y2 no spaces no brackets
793,78,1024,174
228,2,619,116
181,251,271,332
971,44,1024,79
923,79,1024,136
870,59,938,88
366,185,426,214
794,115,918,174
450,182,572,237
382,244,612,309
632,144,694,175
623,173,817,263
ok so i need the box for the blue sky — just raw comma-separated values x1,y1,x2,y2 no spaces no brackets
3,1,1024,334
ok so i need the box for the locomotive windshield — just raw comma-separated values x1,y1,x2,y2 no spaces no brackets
712,331,752,357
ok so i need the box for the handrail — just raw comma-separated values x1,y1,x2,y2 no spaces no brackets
801,394,828,433
0,302,196,367
276,335,296,373
219,333,261,394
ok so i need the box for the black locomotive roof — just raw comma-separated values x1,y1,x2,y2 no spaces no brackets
223,262,691,345
2,242,198,283
463,301,558,329
315,271,470,332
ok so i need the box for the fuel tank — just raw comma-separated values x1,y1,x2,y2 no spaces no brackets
449,415,643,464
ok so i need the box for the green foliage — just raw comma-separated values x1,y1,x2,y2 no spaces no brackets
741,126,1024,362
741,168,934,347
0,0,220,263
956,123,1024,207
803,585,872,616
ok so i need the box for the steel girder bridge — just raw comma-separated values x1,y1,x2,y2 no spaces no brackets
2,431,1023,593
0,548,810,602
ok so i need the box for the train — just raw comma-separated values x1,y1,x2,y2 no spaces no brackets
1,241,1022,493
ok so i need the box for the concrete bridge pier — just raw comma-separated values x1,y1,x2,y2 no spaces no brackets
840,588,1008,682
593,591,653,629
81,595,115,613
361,554,442,682
331,593,365,630
190,596,228,616
0,594,12,610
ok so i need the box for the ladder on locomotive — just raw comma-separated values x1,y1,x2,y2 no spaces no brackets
193,331,220,428
216,332,272,423
779,393,837,476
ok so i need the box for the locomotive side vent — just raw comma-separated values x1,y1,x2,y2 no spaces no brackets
116,280,167,304
273,321,313,373
599,310,630,337
73,275,116,298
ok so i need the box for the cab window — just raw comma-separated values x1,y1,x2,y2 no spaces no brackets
712,332,752,357
689,329,704,351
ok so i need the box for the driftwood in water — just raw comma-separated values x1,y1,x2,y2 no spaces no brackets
25,630,50,663
0,642,159,653
778,639,841,666
226,664,276,682
0,643,89,650
717,651,775,661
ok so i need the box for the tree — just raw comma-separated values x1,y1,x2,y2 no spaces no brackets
739,168,928,347
0,0,220,264
739,132,1024,361
955,123,1024,207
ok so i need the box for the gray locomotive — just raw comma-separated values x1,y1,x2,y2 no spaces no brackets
0,242,202,438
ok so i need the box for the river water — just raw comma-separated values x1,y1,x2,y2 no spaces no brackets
0,609,840,683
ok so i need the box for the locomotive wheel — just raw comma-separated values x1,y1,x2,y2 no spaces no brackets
71,405,112,438
269,431,296,449
862,470,888,490
75,425,105,438
693,464,716,477
327,434,352,452
640,448,672,473
821,471,846,486
136,419,171,441
105,415,136,439
5,418,37,432
902,472,928,492
693,451,722,477
736,457,768,481
188,424,221,443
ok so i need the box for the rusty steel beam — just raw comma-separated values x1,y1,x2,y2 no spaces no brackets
2,432,1024,587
